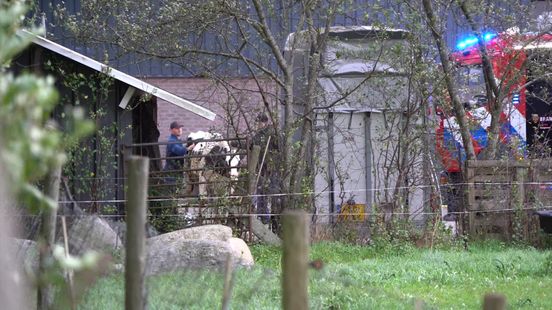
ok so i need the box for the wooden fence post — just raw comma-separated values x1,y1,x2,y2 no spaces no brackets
125,156,149,310
37,161,62,310
414,299,425,310
515,166,527,240
465,160,475,237
515,167,526,206
61,216,76,310
483,293,506,310
247,145,260,243
221,254,234,310
282,209,309,310
247,146,261,202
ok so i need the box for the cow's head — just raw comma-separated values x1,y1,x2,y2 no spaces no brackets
187,131,209,154
187,131,228,155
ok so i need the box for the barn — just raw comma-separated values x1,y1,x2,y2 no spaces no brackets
12,30,216,214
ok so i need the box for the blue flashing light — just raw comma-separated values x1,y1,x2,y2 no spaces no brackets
483,32,496,41
456,32,496,50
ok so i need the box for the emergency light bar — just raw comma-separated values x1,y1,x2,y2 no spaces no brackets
456,32,496,50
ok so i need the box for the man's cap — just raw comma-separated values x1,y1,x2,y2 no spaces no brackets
170,121,184,129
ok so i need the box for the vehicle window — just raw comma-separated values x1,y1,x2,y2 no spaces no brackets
467,66,484,86
457,65,484,87
456,65,486,109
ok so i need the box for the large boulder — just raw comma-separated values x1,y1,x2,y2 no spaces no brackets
147,224,231,253
146,225,253,275
68,216,122,255
151,224,231,242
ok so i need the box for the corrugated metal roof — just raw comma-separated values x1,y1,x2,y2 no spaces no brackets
36,0,475,77
20,30,216,121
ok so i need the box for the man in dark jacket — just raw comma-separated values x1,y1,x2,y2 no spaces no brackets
155,121,188,230
164,121,187,172
251,113,281,225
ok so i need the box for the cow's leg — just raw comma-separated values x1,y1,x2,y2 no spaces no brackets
186,172,196,195
229,175,237,195
228,154,240,195
198,172,207,197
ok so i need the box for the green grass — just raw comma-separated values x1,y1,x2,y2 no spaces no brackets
78,241,552,309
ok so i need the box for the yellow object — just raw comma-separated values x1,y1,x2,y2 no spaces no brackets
338,204,366,221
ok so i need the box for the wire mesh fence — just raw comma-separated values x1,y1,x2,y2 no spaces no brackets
6,151,552,309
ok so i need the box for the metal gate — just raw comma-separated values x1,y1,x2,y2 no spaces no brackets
123,136,256,238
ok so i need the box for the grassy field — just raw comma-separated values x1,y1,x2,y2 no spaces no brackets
78,241,552,309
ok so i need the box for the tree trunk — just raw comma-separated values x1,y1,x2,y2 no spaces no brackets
458,1,501,159
37,161,62,310
422,0,476,161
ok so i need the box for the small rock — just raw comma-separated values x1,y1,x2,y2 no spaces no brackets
227,237,254,267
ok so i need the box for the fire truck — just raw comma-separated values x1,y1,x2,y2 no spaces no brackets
436,30,552,218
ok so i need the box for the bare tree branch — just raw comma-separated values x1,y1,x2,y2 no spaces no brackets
422,0,476,160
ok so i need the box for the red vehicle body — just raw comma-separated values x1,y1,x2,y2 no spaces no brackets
435,31,552,216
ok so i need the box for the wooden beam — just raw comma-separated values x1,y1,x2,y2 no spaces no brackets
119,86,136,109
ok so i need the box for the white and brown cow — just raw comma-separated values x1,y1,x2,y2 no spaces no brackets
186,131,240,197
